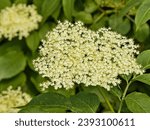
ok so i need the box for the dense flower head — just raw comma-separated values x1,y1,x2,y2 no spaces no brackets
0,86,31,113
0,4,42,40
33,21,143,91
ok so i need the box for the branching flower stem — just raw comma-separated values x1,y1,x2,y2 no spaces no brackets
118,80,133,113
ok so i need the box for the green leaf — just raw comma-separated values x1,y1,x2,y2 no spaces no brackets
41,0,61,23
51,5,61,21
110,86,122,100
90,16,108,30
70,92,100,113
13,0,27,4
0,73,26,92
125,92,150,112
135,0,150,30
119,0,143,17
46,87,75,98
26,52,38,70
26,31,40,52
135,23,149,42
30,73,46,92
38,23,50,39
33,0,43,12
137,50,150,69
19,106,66,113
74,0,84,11
20,92,70,112
0,43,26,80
62,0,74,21
74,11,93,24
84,0,98,13
109,15,130,35
0,0,11,11
134,74,150,85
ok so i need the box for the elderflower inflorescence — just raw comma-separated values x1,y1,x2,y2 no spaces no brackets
0,4,42,40
33,21,143,91
0,86,31,113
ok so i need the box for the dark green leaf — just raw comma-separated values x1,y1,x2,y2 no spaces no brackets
26,31,40,52
110,86,122,100
137,50,150,69
62,0,74,21
41,0,61,23
21,92,69,112
33,0,43,12
134,74,150,85
109,15,130,35
0,73,26,92
74,0,84,11
74,11,93,24
125,92,150,112
30,73,46,92
0,0,11,11
19,106,66,113
135,0,150,30
90,16,108,30
51,5,61,21
38,23,50,39
0,44,26,80
26,52,38,70
135,23,149,42
70,92,100,113
46,87,75,98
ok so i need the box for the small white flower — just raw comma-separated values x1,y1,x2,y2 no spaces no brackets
0,4,42,40
33,21,144,91
0,86,31,113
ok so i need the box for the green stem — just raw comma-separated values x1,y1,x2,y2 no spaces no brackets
118,81,132,113
98,88,115,113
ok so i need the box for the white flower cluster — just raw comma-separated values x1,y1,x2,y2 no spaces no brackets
0,86,31,113
0,4,42,40
33,21,143,91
